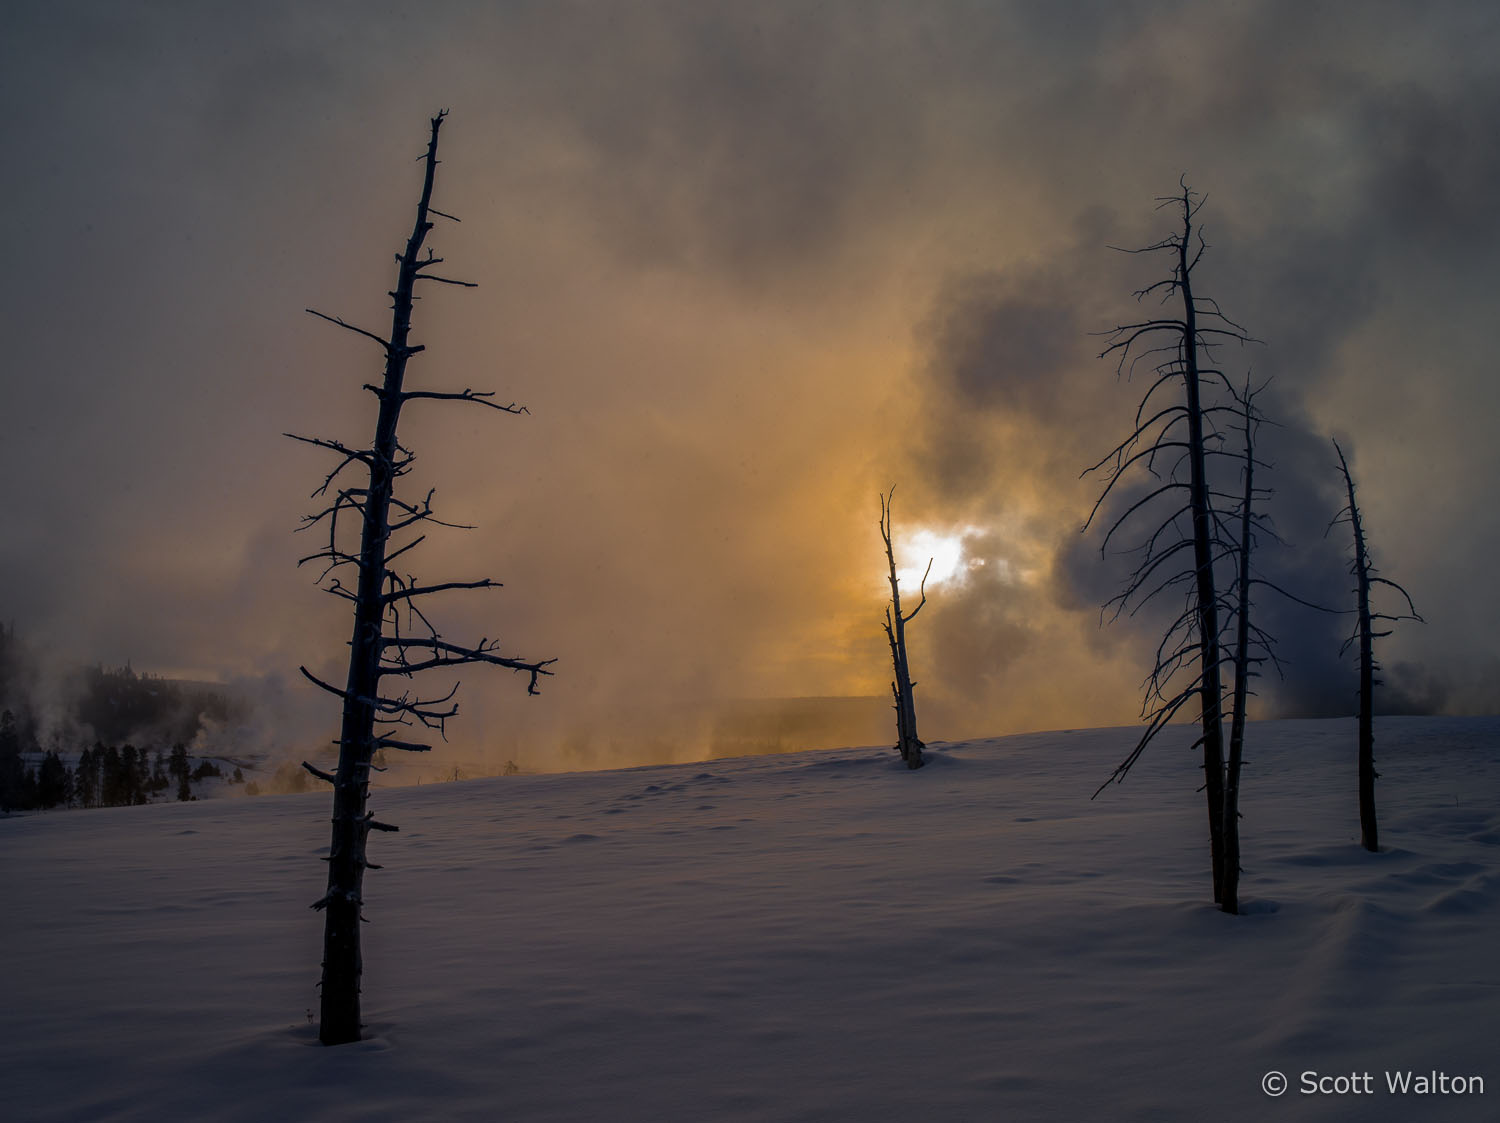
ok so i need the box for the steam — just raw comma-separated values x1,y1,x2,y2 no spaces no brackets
2,2,1496,782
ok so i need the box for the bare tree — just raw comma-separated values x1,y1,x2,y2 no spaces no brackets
1219,380,1292,911
290,111,555,1045
1085,182,1254,910
879,488,928,769
1331,440,1422,853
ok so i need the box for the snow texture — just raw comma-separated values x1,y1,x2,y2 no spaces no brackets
4,717,1498,1121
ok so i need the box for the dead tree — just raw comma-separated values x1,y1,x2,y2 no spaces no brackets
290,111,554,1045
1220,380,1288,912
1332,440,1422,853
1084,182,1254,909
880,488,928,769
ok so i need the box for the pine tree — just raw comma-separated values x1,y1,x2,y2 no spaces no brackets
0,709,26,812
169,743,192,802
100,745,122,807
36,751,70,809
73,747,97,808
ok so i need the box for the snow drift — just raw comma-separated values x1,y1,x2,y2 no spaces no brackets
4,716,1497,1121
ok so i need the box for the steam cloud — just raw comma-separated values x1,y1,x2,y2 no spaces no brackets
2,2,1496,774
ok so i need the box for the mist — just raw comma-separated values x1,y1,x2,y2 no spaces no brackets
3,1,1497,775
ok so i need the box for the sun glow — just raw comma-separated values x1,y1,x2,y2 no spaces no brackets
896,528,977,591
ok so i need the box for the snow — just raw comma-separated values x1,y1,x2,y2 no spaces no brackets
4,717,1498,1121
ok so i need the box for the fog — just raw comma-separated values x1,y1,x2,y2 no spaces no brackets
3,1,1496,773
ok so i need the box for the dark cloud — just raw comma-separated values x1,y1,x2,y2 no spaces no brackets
925,277,1082,417
909,171,1464,733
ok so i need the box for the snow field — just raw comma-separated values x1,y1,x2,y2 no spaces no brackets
3,717,1497,1121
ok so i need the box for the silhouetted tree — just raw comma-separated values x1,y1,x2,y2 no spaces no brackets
133,749,149,803
1332,440,1422,852
36,750,70,808
1085,182,1254,911
73,747,98,808
169,743,191,802
122,746,147,805
1222,391,1258,909
87,744,105,805
879,488,928,770
291,111,554,1046
0,709,27,811
99,747,117,805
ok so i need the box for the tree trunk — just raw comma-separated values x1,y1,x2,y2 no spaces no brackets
1357,599,1377,853
880,490,926,770
1086,185,1257,909
1337,447,1378,853
1176,218,1228,905
1222,395,1258,915
1353,508,1377,853
318,114,446,1046
891,604,923,768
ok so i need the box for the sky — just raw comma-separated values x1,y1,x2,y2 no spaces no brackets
3,0,1497,771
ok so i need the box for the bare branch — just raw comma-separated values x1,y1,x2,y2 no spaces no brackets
383,534,427,567
374,737,432,753
902,558,933,623
400,388,529,413
378,636,557,695
300,665,351,700
1092,688,1198,797
1370,576,1423,620
302,761,337,785
413,273,479,288
381,578,501,604
305,308,423,358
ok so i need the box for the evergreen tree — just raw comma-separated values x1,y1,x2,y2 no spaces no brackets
0,709,27,811
118,746,144,805
37,750,70,809
100,745,123,806
16,763,38,810
90,743,110,806
73,747,97,808
169,743,191,802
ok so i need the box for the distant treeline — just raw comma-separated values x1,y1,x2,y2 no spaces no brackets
72,663,241,747
0,623,243,750
0,710,239,812
0,624,249,813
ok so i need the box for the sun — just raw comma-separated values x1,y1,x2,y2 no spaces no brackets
895,527,975,591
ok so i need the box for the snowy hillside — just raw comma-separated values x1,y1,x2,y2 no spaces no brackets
4,717,1498,1122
